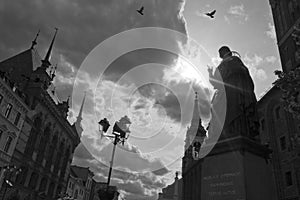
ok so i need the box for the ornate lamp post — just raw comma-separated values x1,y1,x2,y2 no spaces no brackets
0,165,22,200
274,24,300,119
98,116,131,198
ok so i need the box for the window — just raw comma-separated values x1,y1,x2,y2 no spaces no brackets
4,104,12,118
0,130,2,140
261,119,265,131
0,94,3,104
28,172,38,189
14,112,21,126
289,1,296,21
4,136,13,153
74,190,78,198
280,2,288,31
285,171,293,186
275,106,280,119
280,136,287,151
276,7,284,36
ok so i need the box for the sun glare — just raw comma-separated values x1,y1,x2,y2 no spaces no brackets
172,56,206,86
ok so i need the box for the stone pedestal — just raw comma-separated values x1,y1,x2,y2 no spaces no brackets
200,136,276,200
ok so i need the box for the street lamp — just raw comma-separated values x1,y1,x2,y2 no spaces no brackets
1,165,22,200
99,118,110,133
98,116,131,197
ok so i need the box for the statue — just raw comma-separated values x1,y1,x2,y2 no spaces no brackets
207,46,259,141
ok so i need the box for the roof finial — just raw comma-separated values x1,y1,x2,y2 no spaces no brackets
195,91,198,100
43,27,58,66
66,95,70,105
51,64,58,80
31,29,40,49
51,87,56,95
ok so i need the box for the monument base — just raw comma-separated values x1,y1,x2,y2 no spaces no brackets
201,136,276,200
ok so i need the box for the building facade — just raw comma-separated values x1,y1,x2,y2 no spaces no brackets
269,0,300,72
66,167,85,200
68,165,94,200
0,71,30,191
93,182,119,200
258,87,300,200
256,0,300,199
0,31,83,199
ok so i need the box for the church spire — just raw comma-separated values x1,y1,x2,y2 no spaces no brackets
174,171,179,200
191,91,200,127
42,28,58,68
76,92,86,125
30,29,40,49
184,92,200,151
74,92,86,137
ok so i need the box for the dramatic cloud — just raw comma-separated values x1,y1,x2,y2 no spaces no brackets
73,142,169,200
224,15,231,24
266,22,277,42
227,4,249,23
0,0,190,198
243,54,267,81
265,55,277,64
0,0,187,100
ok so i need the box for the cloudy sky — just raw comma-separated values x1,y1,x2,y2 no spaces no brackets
0,0,281,199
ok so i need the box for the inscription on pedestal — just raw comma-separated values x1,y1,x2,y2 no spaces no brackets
203,172,245,199
201,151,246,200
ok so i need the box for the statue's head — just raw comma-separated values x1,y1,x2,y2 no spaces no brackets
219,46,232,59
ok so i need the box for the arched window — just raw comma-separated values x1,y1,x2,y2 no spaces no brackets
48,182,55,198
275,106,281,120
289,1,295,21
36,125,51,163
56,185,62,198
39,177,47,192
54,141,64,174
46,134,58,169
74,190,78,198
3,136,13,153
28,172,38,189
260,118,265,131
60,147,70,179
25,116,42,156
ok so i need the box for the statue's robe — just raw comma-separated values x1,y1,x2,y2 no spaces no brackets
208,56,259,141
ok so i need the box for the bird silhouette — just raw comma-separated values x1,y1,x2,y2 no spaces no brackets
205,10,216,18
137,6,144,15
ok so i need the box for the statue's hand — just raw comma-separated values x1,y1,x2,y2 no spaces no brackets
207,65,213,76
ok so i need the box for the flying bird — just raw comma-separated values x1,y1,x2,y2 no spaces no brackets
137,6,144,15
205,10,216,18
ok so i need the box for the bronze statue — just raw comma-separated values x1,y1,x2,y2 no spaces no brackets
207,46,259,141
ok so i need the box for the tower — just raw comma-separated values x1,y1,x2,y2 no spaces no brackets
30,28,58,90
182,92,206,174
182,92,207,200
